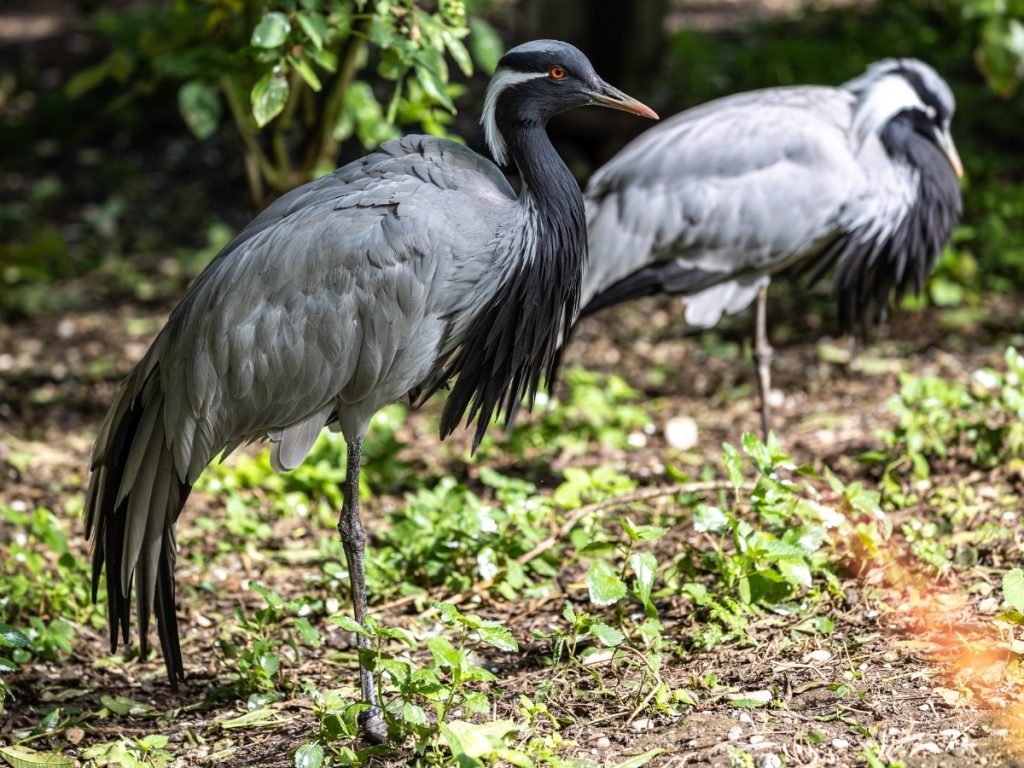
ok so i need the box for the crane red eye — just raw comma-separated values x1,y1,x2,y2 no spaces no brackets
549,66,566,79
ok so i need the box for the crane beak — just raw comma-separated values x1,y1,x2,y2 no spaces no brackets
588,81,659,120
935,126,964,179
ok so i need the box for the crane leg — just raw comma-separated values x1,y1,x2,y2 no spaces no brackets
337,435,388,744
754,286,773,439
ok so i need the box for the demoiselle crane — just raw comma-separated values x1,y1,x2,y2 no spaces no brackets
580,59,962,435
84,40,655,743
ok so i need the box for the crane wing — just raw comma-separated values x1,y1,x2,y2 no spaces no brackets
582,86,866,323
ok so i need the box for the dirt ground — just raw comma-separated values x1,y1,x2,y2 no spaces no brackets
1,291,1023,768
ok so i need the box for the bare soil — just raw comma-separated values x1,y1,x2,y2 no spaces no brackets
2,293,1023,767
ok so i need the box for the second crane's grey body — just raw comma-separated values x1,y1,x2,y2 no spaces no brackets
582,60,961,331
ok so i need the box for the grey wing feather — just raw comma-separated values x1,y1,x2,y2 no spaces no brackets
582,86,865,318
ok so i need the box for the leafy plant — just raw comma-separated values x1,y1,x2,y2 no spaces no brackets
216,581,321,697
80,735,175,768
0,623,31,711
67,0,502,202
869,347,1024,497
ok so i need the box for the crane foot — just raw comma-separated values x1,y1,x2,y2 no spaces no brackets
358,705,388,744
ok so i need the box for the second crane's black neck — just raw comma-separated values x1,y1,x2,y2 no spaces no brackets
831,111,961,333
437,119,587,449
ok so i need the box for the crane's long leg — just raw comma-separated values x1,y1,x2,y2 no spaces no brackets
338,435,387,744
754,286,773,439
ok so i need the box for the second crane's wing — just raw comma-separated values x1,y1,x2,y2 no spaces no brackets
582,86,864,325
146,135,513,483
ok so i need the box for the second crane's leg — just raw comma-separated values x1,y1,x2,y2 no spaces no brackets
754,286,773,439
338,435,387,744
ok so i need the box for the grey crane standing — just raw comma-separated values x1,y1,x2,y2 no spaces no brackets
84,40,656,743
579,59,962,435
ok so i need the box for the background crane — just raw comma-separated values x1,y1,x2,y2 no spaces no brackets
83,39,655,744
579,58,963,435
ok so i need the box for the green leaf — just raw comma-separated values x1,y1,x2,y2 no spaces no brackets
0,745,75,768
415,63,455,111
294,743,324,768
251,68,290,127
294,617,321,647
0,624,32,650
100,695,154,716
178,80,222,140
587,560,627,606
329,613,367,636
590,622,625,647
468,17,503,75
287,55,323,92
444,33,473,77
477,623,518,653
629,551,658,604
776,557,812,588
694,505,728,534
609,749,666,768
1004,568,1024,612
722,442,744,492
252,12,291,48
296,11,328,51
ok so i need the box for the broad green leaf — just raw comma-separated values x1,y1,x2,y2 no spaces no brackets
587,560,627,606
1004,568,1024,612
288,55,323,92
415,64,455,111
178,80,222,140
591,622,624,647
630,551,658,604
328,613,367,636
294,743,324,768
444,33,473,76
403,702,428,726
0,657,18,673
722,442,744,492
468,17,503,75
0,625,32,650
609,749,666,768
477,623,518,653
100,695,154,716
777,558,812,588
296,11,328,51
252,12,291,48
694,505,728,534
441,719,517,759
0,746,74,768
294,617,321,647
251,68,290,127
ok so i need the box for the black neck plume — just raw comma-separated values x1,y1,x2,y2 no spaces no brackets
437,118,587,448
820,114,961,334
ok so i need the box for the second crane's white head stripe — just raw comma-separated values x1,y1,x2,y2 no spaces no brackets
482,68,549,166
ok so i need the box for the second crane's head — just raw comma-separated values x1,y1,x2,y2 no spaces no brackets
846,58,963,180
482,39,658,166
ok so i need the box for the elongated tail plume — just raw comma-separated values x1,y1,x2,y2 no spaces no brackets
85,363,190,686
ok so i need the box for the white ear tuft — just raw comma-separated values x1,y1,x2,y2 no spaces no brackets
481,68,548,166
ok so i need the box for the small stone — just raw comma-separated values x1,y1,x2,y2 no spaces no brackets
596,737,610,749
728,726,743,741
803,650,831,664
756,755,782,768
766,389,785,409
66,728,85,745
750,734,765,744
738,712,753,724
979,596,1000,614
56,316,77,339
664,416,699,450
627,431,648,448
630,718,654,732
832,738,850,749
910,742,941,756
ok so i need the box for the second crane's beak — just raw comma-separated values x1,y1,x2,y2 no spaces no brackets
588,81,659,120
935,126,964,179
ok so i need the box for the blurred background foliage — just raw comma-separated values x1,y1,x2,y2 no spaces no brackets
0,0,1021,320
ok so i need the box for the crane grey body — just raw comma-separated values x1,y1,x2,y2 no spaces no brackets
85,40,655,744
581,59,962,434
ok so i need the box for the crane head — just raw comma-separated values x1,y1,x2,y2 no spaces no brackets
482,39,658,165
